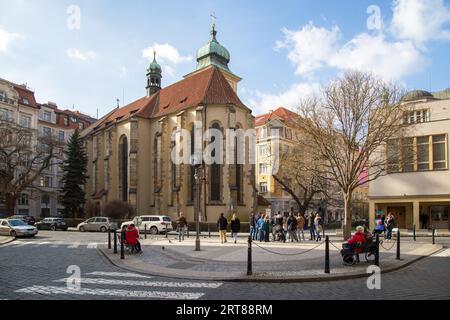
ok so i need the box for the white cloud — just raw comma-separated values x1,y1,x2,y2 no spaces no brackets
142,43,192,65
246,82,321,115
275,22,341,76
66,48,96,61
275,22,427,81
391,0,450,44
330,33,427,80
0,26,22,54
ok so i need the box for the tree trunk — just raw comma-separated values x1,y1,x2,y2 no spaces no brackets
343,192,352,240
5,193,17,217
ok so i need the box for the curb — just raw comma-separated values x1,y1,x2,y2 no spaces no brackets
0,237,16,246
97,244,444,283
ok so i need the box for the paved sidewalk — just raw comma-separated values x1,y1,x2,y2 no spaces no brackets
99,235,443,282
0,236,15,246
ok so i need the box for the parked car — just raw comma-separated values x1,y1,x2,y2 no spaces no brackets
9,215,36,226
77,217,117,232
35,218,68,231
0,219,38,238
121,215,173,235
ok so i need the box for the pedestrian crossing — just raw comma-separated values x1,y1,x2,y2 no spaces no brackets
7,240,105,249
14,271,222,300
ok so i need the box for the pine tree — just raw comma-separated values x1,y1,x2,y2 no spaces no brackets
61,129,87,218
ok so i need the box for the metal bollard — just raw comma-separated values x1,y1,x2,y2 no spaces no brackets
108,228,111,249
120,229,125,260
247,236,252,276
208,223,211,238
396,229,401,260
375,234,380,266
145,224,147,239
432,226,435,245
187,225,190,238
324,236,330,274
113,229,117,254
413,224,416,241
165,224,168,238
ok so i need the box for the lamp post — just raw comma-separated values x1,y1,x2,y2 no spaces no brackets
192,155,203,252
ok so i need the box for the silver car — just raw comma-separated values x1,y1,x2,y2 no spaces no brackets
77,217,116,232
0,219,38,238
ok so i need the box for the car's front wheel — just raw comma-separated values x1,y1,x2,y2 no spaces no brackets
10,230,17,238
79,226,85,232
100,226,107,233
50,225,56,231
150,226,158,235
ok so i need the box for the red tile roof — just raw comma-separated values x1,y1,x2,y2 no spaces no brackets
88,66,247,133
13,85,38,108
254,107,300,127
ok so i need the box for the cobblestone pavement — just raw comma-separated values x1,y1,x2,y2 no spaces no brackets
0,232,449,300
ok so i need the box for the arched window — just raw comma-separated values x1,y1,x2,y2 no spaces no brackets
118,135,128,202
171,129,179,191
189,125,195,202
235,126,243,204
210,123,222,201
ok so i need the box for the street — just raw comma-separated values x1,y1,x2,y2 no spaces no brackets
0,231,449,300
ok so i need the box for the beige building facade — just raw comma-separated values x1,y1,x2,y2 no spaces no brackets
82,26,256,223
369,90,450,231
254,107,301,215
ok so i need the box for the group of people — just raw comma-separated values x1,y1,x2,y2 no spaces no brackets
373,212,396,241
251,211,324,243
174,210,325,245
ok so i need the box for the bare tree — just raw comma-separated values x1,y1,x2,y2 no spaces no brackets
272,142,329,216
0,119,63,216
297,71,405,239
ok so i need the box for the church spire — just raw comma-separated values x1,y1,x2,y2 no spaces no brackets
196,17,231,72
146,50,162,97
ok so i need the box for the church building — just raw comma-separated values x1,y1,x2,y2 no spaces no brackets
82,24,256,223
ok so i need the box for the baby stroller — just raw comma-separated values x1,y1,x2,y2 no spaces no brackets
341,239,378,266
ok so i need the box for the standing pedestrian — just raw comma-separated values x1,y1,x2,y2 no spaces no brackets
230,213,241,244
258,214,266,242
287,212,298,242
314,214,322,242
249,212,256,240
217,213,228,244
254,212,261,241
296,213,305,241
264,215,270,242
385,213,395,241
176,212,187,242
308,213,316,240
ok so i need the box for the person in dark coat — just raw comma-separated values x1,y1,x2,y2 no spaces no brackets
217,213,228,244
230,213,241,244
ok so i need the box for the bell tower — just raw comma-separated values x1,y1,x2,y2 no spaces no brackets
146,51,162,97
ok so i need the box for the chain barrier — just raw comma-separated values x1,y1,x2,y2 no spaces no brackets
379,239,397,251
328,240,342,251
252,240,325,256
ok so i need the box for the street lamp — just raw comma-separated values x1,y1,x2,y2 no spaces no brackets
191,154,203,251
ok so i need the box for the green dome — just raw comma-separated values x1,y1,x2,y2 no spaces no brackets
402,90,434,102
196,25,231,71
147,51,162,74
197,36,230,62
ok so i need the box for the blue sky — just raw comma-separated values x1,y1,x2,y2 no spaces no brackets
1,0,450,118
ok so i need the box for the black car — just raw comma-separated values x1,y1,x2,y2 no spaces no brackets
35,217,68,231
9,215,36,226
